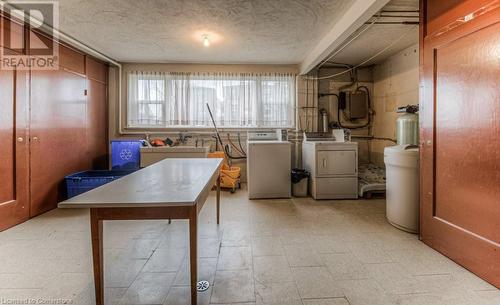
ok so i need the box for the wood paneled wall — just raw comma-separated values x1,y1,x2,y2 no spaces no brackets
0,14,109,229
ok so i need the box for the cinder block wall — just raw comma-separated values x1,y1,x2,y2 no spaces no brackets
371,44,419,166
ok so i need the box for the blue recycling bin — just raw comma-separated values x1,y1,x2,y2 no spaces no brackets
110,140,141,170
65,170,136,198
64,140,142,199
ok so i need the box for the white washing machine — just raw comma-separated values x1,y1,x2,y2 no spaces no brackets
247,132,291,199
384,145,420,233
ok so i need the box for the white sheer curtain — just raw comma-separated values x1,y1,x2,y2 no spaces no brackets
127,72,167,126
127,71,295,128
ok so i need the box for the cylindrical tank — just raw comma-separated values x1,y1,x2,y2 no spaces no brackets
287,130,303,168
396,113,419,145
384,145,420,233
320,109,329,133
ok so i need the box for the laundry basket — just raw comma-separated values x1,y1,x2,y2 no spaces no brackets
208,151,241,193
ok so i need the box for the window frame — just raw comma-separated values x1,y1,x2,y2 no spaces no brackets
125,71,296,130
133,78,167,127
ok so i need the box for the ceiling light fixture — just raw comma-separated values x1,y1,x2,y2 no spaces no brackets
202,34,210,47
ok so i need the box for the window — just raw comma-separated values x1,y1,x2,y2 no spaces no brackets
127,71,295,128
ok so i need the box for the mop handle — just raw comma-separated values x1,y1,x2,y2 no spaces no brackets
206,103,226,154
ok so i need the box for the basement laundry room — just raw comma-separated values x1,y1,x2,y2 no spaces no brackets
0,1,498,305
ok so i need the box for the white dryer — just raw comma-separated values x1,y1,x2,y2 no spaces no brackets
247,132,291,199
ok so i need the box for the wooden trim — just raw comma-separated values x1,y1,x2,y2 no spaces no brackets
90,209,104,305
189,206,198,305
87,76,108,84
216,175,221,225
418,0,426,240
93,206,191,220
86,56,108,84
426,0,499,38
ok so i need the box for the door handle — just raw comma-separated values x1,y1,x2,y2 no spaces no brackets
32,136,39,142
322,159,327,167
17,137,24,142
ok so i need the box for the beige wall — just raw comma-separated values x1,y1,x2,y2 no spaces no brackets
107,62,305,182
296,74,318,132
107,48,419,174
106,52,419,176
109,63,300,139
317,66,373,163
370,43,419,166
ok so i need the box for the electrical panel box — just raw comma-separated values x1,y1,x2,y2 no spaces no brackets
349,91,367,119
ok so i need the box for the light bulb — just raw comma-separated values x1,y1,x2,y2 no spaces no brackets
202,35,210,47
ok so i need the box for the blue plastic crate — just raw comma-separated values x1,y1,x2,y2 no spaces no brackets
111,140,141,170
65,170,136,198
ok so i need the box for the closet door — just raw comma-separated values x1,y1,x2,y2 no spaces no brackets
29,46,87,216
86,57,109,169
0,68,30,231
420,0,500,287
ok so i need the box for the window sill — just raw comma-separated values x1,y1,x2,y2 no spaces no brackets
121,126,294,135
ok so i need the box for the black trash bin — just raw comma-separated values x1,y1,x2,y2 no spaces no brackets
291,168,310,197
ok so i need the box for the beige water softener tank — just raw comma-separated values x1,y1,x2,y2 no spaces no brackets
385,105,420,233
384,145,419,233
396,105,419,145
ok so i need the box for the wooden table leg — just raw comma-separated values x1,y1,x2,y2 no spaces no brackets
216,175,221,225
189,207,198,305
90,209,104,305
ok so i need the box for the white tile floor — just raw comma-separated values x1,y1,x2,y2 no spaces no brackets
0,186,498,305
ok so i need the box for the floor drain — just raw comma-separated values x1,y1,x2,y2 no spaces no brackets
197,280,210,292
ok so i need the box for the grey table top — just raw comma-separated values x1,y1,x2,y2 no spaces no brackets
58,158,223,209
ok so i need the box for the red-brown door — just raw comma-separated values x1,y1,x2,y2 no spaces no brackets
420,0,500,287
0,68,30,231
29,67,88,216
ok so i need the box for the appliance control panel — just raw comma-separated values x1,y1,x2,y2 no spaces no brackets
247,130,281,141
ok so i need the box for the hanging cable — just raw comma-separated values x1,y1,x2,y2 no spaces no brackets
317,15,381,69
237,133,246,155
306,25,418,80
224,144,246,160
373,136,397,143
227,133,246,156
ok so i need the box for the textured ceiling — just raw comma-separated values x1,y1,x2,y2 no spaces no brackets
57,0,355,64
322,0,419,67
